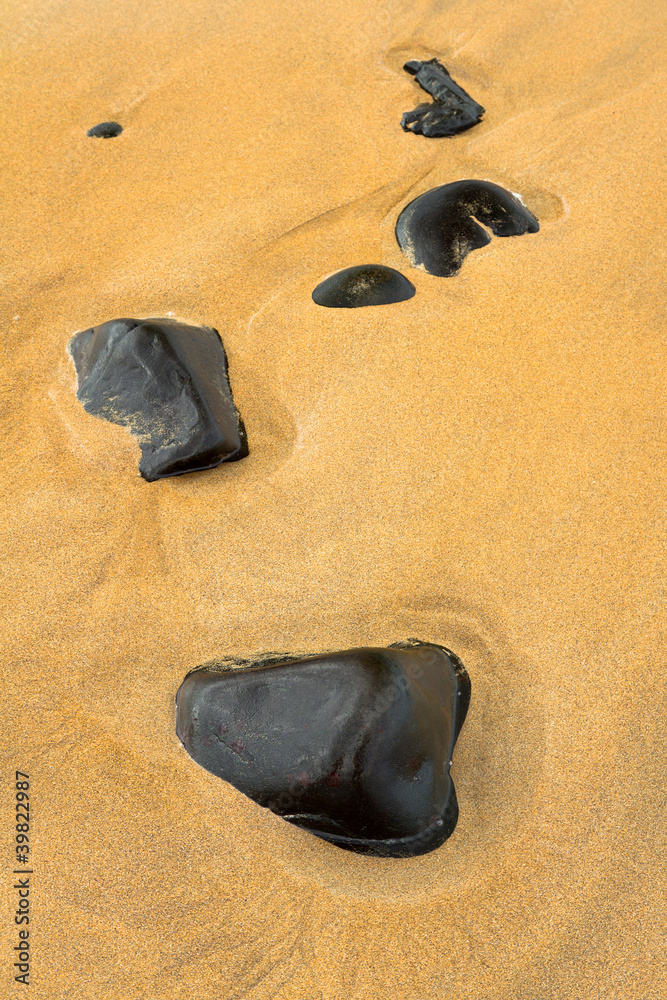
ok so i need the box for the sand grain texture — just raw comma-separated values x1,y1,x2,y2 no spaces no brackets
1,0,666,997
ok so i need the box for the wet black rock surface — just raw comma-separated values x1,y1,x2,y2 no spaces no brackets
87,121,123,138
401,58,484,137
396,180,540,277
312,265,416,308
176,640,471,857
69,317,248,481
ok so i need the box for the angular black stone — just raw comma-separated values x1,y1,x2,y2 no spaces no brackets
401,58,484,137
87,121,123,138
396,180,540,277
69,318,248,481
312,265,416,308
176,640,471,857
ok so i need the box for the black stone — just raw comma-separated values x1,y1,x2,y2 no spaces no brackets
176,640,471,858
396,180,540,277
87,121,123,138
312,265,416,308
401,58,484,137
69,318,248,482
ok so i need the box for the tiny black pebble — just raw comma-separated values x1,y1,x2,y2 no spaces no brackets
312,265,416,308
87,121,123,138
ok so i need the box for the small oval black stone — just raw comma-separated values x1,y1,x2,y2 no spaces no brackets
87,121,123,138
312,265,416,308
396,180,540,277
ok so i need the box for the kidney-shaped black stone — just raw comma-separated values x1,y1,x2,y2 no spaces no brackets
69,317,248,481
176,640,471,857
312,265,415,308
396,180,540,277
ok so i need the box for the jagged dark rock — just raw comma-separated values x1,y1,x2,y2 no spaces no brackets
396,180,540,277
68,317,248,481
401,58,484,137
87,121,123,138
176,640,471,857
312,265,416,308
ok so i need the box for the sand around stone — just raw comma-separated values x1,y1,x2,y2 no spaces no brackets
1,0,665,998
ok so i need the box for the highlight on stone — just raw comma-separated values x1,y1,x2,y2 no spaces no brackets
87,121,123,138
176,639,471,858
68,317,248,482
396,180,540,277
401,58,484,137
312,265,416,308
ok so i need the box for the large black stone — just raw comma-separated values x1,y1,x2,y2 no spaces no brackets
176,640,471,857
312,265,416,308
69,317,248,481
396,180,540,277
401,58,484,138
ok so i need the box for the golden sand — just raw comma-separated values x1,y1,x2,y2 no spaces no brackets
1,0,665,996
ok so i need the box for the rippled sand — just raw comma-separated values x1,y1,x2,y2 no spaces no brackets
1,0,665,996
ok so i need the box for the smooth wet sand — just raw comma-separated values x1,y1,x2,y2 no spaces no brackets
1,0,666,996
